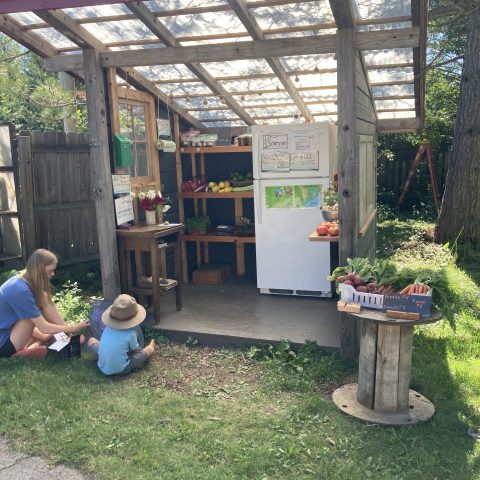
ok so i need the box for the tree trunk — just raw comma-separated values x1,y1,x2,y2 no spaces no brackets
435,9,480,248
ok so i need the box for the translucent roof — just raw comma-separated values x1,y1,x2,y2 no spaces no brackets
4,0,424,131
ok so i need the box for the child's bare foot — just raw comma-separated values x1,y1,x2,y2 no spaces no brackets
144,339,156,357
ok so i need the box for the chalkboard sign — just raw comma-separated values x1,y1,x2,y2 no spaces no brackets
383,292,432,316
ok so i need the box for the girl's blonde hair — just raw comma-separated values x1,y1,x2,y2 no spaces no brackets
25,249,58,309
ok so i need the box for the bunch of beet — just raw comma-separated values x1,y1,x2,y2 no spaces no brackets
336,274,395,294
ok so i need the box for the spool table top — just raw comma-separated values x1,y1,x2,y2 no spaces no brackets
349,309,442,326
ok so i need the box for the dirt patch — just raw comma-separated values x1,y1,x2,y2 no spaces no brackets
141,344,262,399
315,374,357,397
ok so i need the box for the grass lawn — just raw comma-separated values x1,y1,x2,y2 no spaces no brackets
0,216,479,479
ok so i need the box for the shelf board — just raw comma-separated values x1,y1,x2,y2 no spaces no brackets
181,145,252,154
309,231,339,242
178,191,253,199
0,210,18,217
181,233,255,243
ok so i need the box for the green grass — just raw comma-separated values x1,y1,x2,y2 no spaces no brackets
0,216,479,479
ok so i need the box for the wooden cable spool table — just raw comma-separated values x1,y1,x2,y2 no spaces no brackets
332,309,442,426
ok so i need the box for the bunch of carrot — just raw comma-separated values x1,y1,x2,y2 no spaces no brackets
399,283,430,294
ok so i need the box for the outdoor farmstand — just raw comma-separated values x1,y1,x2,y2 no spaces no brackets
0,0,427,361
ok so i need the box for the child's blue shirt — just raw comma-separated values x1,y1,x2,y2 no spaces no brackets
98,326,140,375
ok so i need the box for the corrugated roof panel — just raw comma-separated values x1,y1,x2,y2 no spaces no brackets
9,12,43,25
280,53,336,71
145,0,228,12
363,48,413,66
154,11,247,40
251,0,334,30
368,67,414,83
352,0,411,20
201,59,272,77
300,89,337,102
372,84,414,97
375,98,415,110
82,20,158,43
33,28,77,49
63,4,131,18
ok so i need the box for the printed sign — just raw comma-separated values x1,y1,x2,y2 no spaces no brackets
383,293,432,316
114,195,134,225
112,174,131,195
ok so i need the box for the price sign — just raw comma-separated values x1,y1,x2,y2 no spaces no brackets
114,195,134,225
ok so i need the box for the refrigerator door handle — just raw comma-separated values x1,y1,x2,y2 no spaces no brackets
254,181,262,224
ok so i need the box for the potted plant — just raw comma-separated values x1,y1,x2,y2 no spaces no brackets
322,186,339,221
184,216,211,235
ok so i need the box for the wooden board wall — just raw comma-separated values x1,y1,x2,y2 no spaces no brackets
355,53,377,261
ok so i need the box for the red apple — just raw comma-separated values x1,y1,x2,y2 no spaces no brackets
316,225,329,236
328,226,339,236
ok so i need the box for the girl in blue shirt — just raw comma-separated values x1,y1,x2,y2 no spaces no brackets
0,249,89,358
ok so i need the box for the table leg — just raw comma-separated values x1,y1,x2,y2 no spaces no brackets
357,319,378,409
151,239,160,324
118,240,127,293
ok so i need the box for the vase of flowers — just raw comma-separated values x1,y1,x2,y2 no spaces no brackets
132,189,171,226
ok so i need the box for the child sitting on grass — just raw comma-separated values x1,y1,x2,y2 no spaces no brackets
86,294,155,376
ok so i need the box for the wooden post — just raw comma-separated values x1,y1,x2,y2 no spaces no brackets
17,135,36,258
58,72,76,133
337,28,359,360
83,48,120,300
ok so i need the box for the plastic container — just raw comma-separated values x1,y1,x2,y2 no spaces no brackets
339,283,384,310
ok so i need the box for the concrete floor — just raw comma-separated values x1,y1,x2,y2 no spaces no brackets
148,278,340,350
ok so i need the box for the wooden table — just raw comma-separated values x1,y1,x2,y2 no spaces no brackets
332,309,442,426
116,224,184,323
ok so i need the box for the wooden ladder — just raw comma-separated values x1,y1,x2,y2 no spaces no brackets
397,142,440,216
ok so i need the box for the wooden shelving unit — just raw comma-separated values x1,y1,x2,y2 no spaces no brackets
174,119,254,281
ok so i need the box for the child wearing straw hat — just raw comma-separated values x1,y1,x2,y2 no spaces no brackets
86,294,155,376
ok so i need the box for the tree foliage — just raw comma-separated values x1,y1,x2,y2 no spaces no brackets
0,33,86,132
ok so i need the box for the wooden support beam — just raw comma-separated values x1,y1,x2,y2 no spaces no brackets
44,28,420,71
377,117,421,133
227,0,314,121
337,27,358,360
329,0,356,28
126,1,255,125
82,48,120,300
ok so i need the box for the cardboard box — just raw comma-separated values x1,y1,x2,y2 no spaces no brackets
192,264,231,285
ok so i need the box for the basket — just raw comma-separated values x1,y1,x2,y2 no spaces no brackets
339,284,384,310
231,180,253,188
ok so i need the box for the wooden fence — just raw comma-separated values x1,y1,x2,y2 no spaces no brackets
17,131,99,265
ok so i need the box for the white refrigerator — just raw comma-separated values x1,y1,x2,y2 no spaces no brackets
252,122,337,297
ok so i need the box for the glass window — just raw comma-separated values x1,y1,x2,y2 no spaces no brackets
119,102,150,178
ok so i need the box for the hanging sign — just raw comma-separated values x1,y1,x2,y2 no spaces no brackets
112,174,131,195
114,195,134,225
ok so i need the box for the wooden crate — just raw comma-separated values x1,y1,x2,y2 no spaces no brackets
192,264,230,285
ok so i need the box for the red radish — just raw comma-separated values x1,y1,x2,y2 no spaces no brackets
356,285,368,293
353,275,364,286
344,280,354,286
367,283,376,292
346,273,355,281
336,276,346,283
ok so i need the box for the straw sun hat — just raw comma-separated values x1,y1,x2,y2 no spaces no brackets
101,294,146,330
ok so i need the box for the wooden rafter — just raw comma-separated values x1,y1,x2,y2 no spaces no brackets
125,1,254,125
33,9,204,130
227,0,313,122
44,27,420,72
